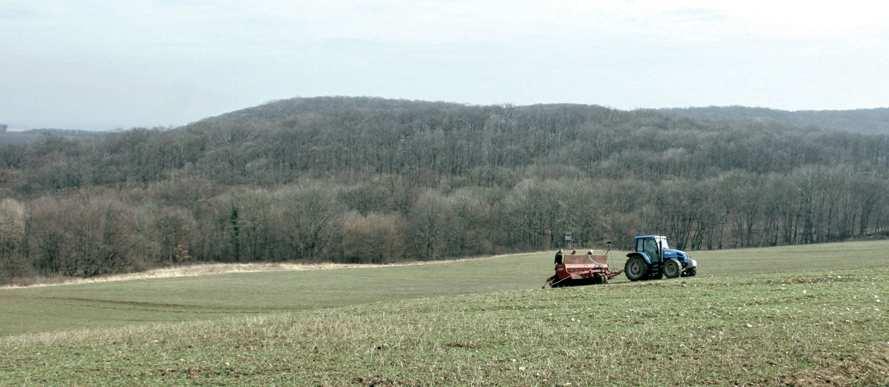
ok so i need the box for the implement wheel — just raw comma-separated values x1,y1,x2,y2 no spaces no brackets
625,256,648,281
591,274,606,285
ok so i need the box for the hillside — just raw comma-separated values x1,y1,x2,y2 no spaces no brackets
662,106,889,135
0,128,100,145
1,241,888,384
1,97,889,283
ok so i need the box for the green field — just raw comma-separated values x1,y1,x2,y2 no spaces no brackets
2,241,888,385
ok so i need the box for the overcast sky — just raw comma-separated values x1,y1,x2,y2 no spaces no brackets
2,1,888,130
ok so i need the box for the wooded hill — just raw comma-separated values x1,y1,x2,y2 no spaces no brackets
663,106,889,135
0,129,100,146
1,97,888,282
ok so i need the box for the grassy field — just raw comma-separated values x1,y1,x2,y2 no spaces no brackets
1,241,888,385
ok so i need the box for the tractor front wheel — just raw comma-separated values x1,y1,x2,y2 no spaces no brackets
625,256,648,281
664,259,682,279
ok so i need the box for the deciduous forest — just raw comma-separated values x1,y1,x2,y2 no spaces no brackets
1,97,888,282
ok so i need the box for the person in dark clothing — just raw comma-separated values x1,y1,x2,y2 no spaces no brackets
544,249,565,288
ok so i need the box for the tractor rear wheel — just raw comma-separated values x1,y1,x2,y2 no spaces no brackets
664,259,682,279
625,256,648,281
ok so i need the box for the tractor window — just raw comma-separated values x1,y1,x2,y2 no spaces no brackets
642,238,658,259
659,239,670,250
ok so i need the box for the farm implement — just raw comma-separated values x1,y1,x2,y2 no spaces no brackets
543,246,622,288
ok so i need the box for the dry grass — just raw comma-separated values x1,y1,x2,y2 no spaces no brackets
1,252,539,289
1,263,371,289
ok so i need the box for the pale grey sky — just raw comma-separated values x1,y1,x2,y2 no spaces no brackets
2,0,888,130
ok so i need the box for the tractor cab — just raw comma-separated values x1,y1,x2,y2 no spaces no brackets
635,235,667,264
625,235,698,281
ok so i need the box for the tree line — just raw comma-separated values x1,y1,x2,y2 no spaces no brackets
1,97,888,282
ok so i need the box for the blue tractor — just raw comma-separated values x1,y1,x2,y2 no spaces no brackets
624,235,698,281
